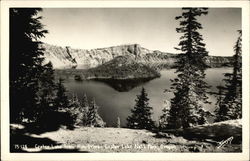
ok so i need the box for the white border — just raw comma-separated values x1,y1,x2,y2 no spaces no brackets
1,1,249,161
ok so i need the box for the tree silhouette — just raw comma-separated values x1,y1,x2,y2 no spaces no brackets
54,78,70,110
36,62,56,120
86,99,105,127
9,8,77,131
167,8,211,129
215,30,242,121
81,93,89,126
127,87,155,130
10,8,48,123
68,94,82,126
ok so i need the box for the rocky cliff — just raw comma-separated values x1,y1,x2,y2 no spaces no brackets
42,43,233,69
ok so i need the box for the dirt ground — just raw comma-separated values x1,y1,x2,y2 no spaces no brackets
11,125,242,153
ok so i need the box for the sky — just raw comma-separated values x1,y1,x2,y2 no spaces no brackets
40,8,241,56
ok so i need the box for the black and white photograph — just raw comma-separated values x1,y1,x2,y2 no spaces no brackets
1,0,249,160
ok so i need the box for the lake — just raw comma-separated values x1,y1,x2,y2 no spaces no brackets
62,68,232,127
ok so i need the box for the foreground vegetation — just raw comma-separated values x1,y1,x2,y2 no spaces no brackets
10,119,241,152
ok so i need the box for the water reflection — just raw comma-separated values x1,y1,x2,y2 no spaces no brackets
92,78,155,92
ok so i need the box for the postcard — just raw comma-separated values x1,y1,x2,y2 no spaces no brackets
1,1,249,161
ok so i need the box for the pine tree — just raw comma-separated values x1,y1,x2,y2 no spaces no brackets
9,8,76,130
10,8,48,123
81,93,89,107
54,78,70,110
215,30,242,121
36,77,75,130
36,62,56,119
159,100,171,130
81,93,89,126
127,87,155,130
117,117,121,128
86,99,105,127
69,94,82,126
37,62,56,105
35,62,74,130
167,8,211,129
214,85,225,121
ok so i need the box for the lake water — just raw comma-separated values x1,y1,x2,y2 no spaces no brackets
62,68,232,127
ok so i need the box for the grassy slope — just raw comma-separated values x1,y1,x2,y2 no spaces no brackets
24,127,216,152
12,120,242,153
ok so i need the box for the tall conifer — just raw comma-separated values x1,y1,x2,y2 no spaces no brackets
167,8,210,129
215,30,242,121
81,93,89,126
10,8,76,129
127,87,155,130
10,8,48,122
68,94,82,126
86,99,105,127
36,62,56,118
159,100,171,130
54,78,70,110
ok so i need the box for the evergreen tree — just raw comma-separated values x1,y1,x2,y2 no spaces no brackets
159,100,171,130
215,30,242,121
9,8,76,130
36,62,56,118
86,99,105,127
127,87,155,130
68,94,82,126
81,93,89,107
37,62,56,104
54,78,70,110
10,8,48,123
167,8,211,129
117,117,121,128
35,62,74,130
214,85,224,120
81,93,89,126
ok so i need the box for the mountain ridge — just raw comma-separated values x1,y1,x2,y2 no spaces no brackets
42,43,233,69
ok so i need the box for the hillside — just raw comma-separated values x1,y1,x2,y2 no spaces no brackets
42,43,233,69
11,119,242,152
81,56,161,80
